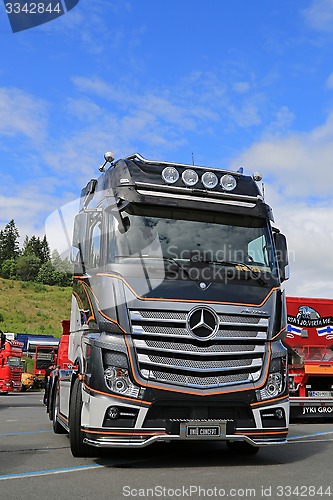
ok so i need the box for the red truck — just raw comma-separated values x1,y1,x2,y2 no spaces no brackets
286,296,333,419
34,345,57,388
0,333,23,394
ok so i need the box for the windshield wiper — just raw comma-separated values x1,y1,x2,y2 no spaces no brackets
194,258,270,287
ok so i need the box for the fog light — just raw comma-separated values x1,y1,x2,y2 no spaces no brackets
201,171,218,189
275,408,284,419
107,406,120,419
182,169,198,186
162,166,179,184
220,174,237,191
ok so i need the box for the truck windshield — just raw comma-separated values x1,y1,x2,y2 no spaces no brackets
7,357,21,367
107,205,278,283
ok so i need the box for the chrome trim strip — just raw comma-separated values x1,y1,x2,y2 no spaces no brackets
84,434,287,448
136,188,256,208
137,354,262,372
133,339,265,357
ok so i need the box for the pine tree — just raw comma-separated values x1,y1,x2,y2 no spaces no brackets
0,220,20,266
22,234,51,265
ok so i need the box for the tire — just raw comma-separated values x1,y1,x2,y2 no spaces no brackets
52,383,67,434
226,441,260,455
0,391,8,395
69,378,94,457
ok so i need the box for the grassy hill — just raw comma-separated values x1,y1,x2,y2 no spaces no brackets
0,279,72,337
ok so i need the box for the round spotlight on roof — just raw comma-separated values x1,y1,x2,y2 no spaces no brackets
220,174,237,191
201,172,218,189
182,169,199,186
162,166,179,184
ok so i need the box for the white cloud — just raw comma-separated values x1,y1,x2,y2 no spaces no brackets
302,0,333,32
268,106,295,131
274,199,333,299
0,87,47,143
233,82,251,93
231,110,333,298
326,72,333,89
232,110,333,198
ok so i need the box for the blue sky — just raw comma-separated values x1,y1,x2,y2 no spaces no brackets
1,0,333,298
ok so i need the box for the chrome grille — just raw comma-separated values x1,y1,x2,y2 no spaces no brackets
130,308,269,389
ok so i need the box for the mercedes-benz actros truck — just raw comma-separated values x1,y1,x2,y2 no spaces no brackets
52,152,290,457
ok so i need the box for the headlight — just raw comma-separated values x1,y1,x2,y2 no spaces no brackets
201,172,218,189
162,166,179,184
257,372,283,401
182,169,199,186
220,174,237,191
104,367,139,398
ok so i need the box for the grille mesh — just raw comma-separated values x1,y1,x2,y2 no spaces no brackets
143,340,256,353
152,371,249,385
130,308,268,389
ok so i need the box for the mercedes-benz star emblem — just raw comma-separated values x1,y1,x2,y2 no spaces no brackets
187,306,219,340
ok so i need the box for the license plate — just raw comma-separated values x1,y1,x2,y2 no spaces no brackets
309,391,333,397
186,426,220,437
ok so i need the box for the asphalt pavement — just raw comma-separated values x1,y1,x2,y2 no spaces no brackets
1,392,333,500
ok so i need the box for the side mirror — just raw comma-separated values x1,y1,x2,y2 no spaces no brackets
273,232,289,282
71,212,89,271
72,213,88,250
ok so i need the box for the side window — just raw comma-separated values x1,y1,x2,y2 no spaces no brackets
107,214,117,262
88,216,102,268
248,235,267,265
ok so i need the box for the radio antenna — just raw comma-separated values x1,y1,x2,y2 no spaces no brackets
192,153,195,166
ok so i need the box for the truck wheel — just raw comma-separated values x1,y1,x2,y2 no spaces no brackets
69,378,94,457
52,384,67,434
226,441,260,455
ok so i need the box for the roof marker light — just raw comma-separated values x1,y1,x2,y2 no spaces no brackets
220,174,237,191
253,172,263,181
162,166,179,184
182,169,199,186
201,171,218,189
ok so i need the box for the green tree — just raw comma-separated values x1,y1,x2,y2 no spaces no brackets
23,234,50,264
0,220,20,266
37,260,72,287
1,258,17,279
16,254,41,281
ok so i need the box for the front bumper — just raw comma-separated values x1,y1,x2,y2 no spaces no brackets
84,430,288,448
81,386,289,448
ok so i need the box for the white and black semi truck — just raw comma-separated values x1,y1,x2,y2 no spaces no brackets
52,152,290,457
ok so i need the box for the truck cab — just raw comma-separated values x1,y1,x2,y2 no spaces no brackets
54,153,290,456
0,335,23,394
